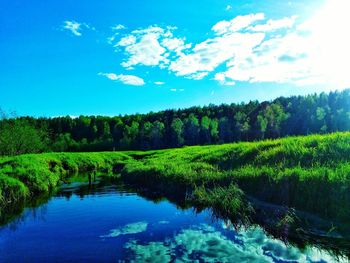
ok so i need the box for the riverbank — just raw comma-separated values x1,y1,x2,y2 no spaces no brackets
122,132,350,223
1,132,350,225
0,152,133,208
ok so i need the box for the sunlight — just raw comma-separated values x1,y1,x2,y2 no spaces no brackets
303,0,350,89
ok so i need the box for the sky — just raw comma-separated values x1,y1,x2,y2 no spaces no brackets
1,0,350,117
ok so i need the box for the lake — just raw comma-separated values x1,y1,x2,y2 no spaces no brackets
0,179,346,262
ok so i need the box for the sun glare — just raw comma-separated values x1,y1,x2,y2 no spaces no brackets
305,0,350,88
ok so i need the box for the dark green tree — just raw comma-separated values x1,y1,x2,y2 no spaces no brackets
0,111,48,156
199,116,211,144
150,121,165,149
184,114,200,145
218,117,233,143
170,118,184,147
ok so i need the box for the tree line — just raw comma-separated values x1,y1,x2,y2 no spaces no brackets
1,89,350,155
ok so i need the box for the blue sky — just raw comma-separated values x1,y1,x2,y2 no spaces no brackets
1,0,349,117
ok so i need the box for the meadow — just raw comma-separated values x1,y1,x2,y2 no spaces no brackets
1,132,350,226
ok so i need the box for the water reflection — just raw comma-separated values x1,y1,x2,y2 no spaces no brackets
0,192,52,227
126,181,350,259
0,177,348,262
124,223,345,263
100,221,148,238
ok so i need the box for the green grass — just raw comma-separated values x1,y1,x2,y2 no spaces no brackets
121,132,350,222
0,152,134,208
191,183,254,224
1,132,350,224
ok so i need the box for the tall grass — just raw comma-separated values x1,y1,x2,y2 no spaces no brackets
121,132,350,222
0,152,134,208
1,132,350,223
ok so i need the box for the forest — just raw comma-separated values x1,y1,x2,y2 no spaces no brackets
1,89,350,155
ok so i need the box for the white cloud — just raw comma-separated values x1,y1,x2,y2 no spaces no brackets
214,73,235,86
215,0,350,89
115,26,170,69
98,72,145,86
110,2,350,89
216,32,312,85
169,88,185,92
161,37,191,56
117,35,137,47
107,36,115,44
226,5,232,11
62,20,93,36
62,21,83,36
112,24,126,31
187,72,209,80
98,72,119,80
112,25,190,70
131,25,166,36
169,32,265,78
107,24,127,44
113,15,264,81
249,16,297,32
212,13,265,35
154,81,165,85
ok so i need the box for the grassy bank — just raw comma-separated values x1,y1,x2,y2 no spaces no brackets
121,132,350,222
0,152,134,208
1,132,350,224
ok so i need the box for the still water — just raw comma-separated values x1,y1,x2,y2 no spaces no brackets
0,181,345,262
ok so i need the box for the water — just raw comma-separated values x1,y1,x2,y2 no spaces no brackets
0,181,346,262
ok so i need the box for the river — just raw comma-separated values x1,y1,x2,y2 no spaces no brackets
0,179,347,262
